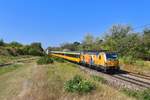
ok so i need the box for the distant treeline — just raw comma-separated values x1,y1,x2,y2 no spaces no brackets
48,24,150,61
0,40,44,56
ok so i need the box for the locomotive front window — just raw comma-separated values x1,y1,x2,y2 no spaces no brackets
106,53,118,60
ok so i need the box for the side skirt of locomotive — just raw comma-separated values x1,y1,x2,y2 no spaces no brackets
78,61,120,73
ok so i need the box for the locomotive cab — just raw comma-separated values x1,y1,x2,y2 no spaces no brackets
104,52,119,70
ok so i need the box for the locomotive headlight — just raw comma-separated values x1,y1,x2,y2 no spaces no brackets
105,61,112,66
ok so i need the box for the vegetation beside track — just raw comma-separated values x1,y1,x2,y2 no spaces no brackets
92,75,107,83
0,40,44,57
52,57,66,63
0,55,33,64
0,56,38,75
0,64,21,75
36,56,66,65
123,89,150,100
46,62,134,100
37,56,54,65
120,59,150,75
64,75,95,93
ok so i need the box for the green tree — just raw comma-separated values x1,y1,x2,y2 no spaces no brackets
138,28,150,60
0,39,4,46
82,34,94,50
22,43,44,56
61,41,81,51
29,42,44,56
102,24,133,55
30,42,44,52
9,41,23,47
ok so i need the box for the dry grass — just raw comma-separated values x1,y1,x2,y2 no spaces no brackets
0,63,34,100
0,55,32,64
120,61,150,75
0,61,135,100
16,63,50,100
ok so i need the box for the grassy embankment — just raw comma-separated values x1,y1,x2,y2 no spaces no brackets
119,57,150,74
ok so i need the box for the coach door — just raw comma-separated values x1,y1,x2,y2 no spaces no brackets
98,53,105,66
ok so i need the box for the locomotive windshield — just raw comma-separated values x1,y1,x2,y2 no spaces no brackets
106,53,118,60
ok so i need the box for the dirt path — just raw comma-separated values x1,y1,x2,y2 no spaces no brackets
0,61,49,100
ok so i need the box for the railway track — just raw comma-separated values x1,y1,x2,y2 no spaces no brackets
0,57,38,67
77,64,150,90
128,72,150,80
113,74,150,88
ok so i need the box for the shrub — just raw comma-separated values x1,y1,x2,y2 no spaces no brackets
53,57,65,63
64,75,95,93
123,89,139,98
37,56,54,65
30,42,44,56
28,48,42,56
21,43,45,56
0,39,4,46
16,48,24,55
92,75,107,83
140,89,150,100
6,48,18,56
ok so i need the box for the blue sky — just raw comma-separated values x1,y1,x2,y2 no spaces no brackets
0,0,149,48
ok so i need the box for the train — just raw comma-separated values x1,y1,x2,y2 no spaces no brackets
47,50,119,72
